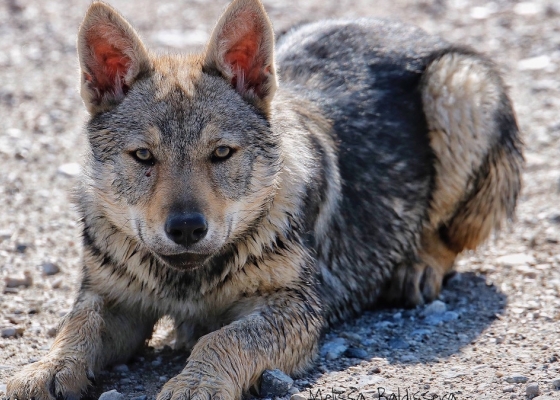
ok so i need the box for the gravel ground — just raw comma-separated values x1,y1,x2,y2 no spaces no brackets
1,0,560,399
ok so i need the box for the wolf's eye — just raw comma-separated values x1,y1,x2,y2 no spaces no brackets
133,148,154,164
212,146,233,161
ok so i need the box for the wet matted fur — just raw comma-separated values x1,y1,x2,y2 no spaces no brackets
7,0,522,399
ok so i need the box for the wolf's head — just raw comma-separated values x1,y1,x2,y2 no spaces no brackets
78,0,282,270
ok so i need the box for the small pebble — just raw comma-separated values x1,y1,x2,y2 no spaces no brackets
505,374,529,384
46,327,57,337
1,327,25,338
98,389,124,400
0,383,7,395
113,364,129,373
340,332,362,342
5,271,33,288
57,163,81,177
287,386,300,395
42,262,60,276
158,376,168,382
131,396,147,400
496,253,535,266
260,369,294,397
15,243,28,253
290,395,306,400
411,328,432,338
400,354,418,362
51,278,63,289
344,347,368,359
388,338,409,349
422,300,447,316
526,382,539,398
551,378,560,389
134,385,145,391
320,338,348,360
503,385,515,392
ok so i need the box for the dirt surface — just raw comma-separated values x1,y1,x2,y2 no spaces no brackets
1,0,559,399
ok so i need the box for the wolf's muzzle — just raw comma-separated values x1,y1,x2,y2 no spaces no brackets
165,212,208,247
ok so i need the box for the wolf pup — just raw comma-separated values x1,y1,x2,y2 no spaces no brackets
7,0,522,398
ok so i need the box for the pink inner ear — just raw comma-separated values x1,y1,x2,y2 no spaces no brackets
85,27,132,98
223,26,267,98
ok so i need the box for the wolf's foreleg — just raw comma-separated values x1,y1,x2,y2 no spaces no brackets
157,288,322,400
7,291,156,400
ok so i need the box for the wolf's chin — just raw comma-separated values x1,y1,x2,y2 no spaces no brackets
156,252,211,271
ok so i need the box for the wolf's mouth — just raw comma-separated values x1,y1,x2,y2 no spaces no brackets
157,252,210,270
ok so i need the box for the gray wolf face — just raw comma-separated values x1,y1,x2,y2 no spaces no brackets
79,1,281,269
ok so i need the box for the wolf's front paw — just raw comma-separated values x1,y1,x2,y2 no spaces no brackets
7,357,92,400
157,372,237,400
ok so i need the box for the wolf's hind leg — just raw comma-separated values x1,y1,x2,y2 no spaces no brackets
383,50,523,307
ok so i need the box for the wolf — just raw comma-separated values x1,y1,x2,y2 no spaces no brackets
7,0,522,398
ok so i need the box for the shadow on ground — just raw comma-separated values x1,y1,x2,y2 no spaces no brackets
81,271,506,399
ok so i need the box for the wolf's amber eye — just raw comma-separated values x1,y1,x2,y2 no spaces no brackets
133,148,154,164
212,146,233,160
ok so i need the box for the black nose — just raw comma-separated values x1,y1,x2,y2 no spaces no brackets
165,213,208,246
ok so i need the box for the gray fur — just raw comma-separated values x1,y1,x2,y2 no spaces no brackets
7,3,522,400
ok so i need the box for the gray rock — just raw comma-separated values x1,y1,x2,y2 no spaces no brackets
15,243,28,253
424,311,459,326
503,385,515,392
526,382,539,398
112,364,129,373
0,383,6,395
344,347,368,359
131,396,147,400
375,320,393,329
422,300,447,316
1,327,24,338
320,338,348,360
552,378,560,389
41,262,60,276
411,328,432,338
260,369,294,397
399,354,418,363
287,386,300,395
340,332,362,342
388,338,409,349
505,374,529,383
98,389,125,400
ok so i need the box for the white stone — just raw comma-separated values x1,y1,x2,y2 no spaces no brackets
57,163,80,177
518,55,551,71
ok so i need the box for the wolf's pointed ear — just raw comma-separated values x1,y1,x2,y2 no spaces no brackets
77,2,151,114
204,0,277,116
